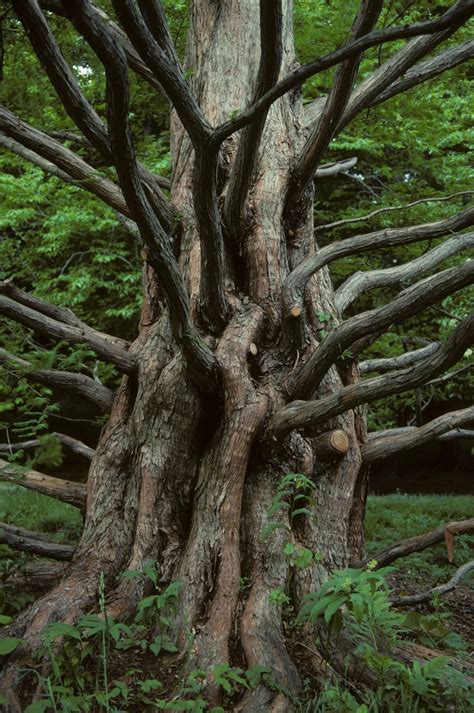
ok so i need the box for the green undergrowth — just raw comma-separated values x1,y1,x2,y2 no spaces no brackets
365,494,474,579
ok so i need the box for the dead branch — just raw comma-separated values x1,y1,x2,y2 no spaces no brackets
286,0,383,212
289,262,474,399
390,560,474,607
358,519,474,569
314,157,358,177
2,561,67,594
359,343,440,374
314,190,474,234
0,432,94,460
223,0,283,241
336,232,474,312
426,363,472,386
214,1,474,142
362,405,474,462
0,295,136,373
68,0,219,389
0,459,86,509
268,313,474,438
282,205,474,328
0,521,76,561
0,348,113,412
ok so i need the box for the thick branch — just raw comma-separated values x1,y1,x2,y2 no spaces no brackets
0,521,75,560
362,405,474,462
286,0,383,212
0,459,86,509
336,232,474,312
282,205,474,322
213,1,474,143
391,560,474,607
360,343,440,374
69,0,219,389
0,349,113,412
0,108,130,217
0,280,129,351
0,433,94,460
12,0,174,228
223,0,283,241
268,312,474,437
0,295,136,373
290,261,474,399
41,0,171,99
359,518,474,569
109,0,211,143
314,157,358,178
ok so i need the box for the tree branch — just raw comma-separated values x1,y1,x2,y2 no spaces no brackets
12,0,174,229
336,232,474,312
0,459,86,509
289,261,474,399
0,433,94,460
223,0,284,241
358,518,474,569
362,405,474,462
390,560,474,607
286,0,383,213
267,312,474,438
67,0,219,389
0,521,76,560
314,157,358,177
0,349,113,412
0,280,129,350
282,205,474,325
213,0,474,143
314,190,474,233
0,295,136,373
359,343,441,374
0,108,130,218
425,363,472,386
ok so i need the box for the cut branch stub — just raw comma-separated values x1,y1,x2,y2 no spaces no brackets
313,429,350,460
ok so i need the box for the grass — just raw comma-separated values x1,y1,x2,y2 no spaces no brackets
0,486,472,580
0,483,83,544
365,493,474,580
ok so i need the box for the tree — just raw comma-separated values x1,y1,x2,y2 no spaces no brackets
1,0,473,708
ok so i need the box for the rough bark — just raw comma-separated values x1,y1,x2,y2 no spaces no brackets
0,458,86,509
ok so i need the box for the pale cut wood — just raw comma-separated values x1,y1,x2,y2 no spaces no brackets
313,430,350,459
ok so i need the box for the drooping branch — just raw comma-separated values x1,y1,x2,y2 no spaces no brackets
0,521,76,560
359,343,440,374
213,0,474,142
391,560,474,607
0,459,86,509
0,280,129,351
0,107,130,218
268,312,474,438
362,406,474,462
223,0,283,241
0,433,94,460
12,0,174,229
358,518,474,569
282,205,474,326
314,191,474,234
289,261,474,399
335,232,474,312
0,295,136,373
285,0,383,213
68,0,219,389
0,349,113,412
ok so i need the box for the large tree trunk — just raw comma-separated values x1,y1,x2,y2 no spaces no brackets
2,4,364,710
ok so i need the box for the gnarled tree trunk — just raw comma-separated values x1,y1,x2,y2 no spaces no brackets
2,0,474,710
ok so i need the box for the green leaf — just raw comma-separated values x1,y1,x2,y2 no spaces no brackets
0,637,23,655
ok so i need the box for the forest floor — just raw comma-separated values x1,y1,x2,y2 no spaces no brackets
1,488,473,639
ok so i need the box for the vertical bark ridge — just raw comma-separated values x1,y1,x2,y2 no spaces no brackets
173,306,267,677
